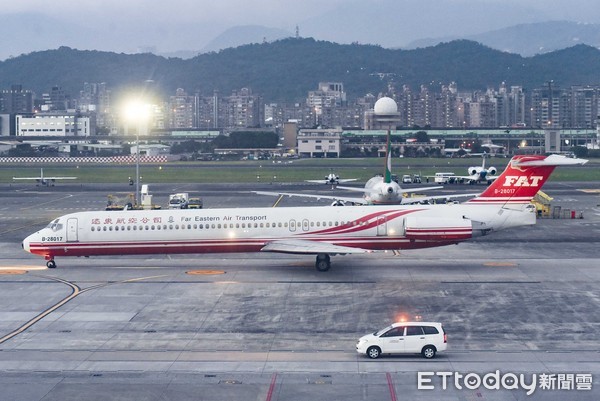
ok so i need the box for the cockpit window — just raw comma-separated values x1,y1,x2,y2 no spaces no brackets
46,219,63,232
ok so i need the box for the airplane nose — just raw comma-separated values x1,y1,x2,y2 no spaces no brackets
22,236,31,253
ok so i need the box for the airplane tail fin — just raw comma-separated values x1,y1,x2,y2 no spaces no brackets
467,154,587,205
384,130,392,184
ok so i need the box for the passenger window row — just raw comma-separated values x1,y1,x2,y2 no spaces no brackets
89,219,358,232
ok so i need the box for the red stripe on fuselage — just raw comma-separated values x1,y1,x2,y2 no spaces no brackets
27,235,464,258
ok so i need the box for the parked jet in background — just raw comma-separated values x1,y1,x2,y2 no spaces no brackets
13,168,77,186
453,154,499,184
306,171,357,187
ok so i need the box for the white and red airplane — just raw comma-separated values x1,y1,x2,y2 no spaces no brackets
22,155,586,271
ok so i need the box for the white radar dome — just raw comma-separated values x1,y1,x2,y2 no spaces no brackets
374,97,398,115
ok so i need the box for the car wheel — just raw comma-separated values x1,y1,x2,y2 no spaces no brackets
367,346,381,359
422,345,436,359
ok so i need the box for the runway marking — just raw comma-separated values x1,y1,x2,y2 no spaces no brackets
386,372,398,401
484,262,517,267
272,195,284,208
0,270,26,275
0,219,52,235
19,194,76,211
579,189,600,193
186,270,226,275
0,274,168,345
0,275,81,345
265,373,278,401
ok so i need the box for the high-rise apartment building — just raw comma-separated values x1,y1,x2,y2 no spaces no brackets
168,88,197,128
0,84,33,114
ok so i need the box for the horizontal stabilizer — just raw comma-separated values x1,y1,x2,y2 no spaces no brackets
512,154,588,167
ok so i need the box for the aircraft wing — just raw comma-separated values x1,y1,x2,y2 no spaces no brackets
452,175,498,182
337,185,443,196
261,239,368,255
451,174,478,181
304,179,357,184
252,191,368,205
400,185,443,193
42,176,77,180
13,176,77,180
335,185,368,193
402,192,480,204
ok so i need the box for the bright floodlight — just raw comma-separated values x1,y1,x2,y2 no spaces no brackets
123,100,150,122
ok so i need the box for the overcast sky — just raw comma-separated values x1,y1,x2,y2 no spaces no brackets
2,0,600,59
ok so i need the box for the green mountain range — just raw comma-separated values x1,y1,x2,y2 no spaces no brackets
1,38,600,102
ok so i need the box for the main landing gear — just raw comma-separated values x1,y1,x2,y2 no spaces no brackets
315,254,331,272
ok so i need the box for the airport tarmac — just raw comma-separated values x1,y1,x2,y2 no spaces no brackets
0,181,599,400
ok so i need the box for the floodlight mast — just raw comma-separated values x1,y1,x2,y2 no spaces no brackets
124,101,150,206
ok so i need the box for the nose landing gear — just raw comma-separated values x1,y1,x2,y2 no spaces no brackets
45,256,56,269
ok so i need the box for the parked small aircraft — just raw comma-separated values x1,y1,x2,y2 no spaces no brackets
13,168,77,186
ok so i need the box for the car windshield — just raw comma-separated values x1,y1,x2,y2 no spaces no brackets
374,325,393,336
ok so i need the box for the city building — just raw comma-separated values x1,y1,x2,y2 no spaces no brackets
16,111,95,137
297,128,342,158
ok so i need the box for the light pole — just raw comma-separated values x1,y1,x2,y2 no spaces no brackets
135,130,140,207
124,101,150,207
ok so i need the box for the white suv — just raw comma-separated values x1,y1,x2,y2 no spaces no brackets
356,322,447,359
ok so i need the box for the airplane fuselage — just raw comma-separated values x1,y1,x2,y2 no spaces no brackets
23,202,534,261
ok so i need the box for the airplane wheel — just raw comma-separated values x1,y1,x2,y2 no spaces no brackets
46,260,57,269
315,254,331,272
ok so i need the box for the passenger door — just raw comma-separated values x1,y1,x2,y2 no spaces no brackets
66,218,78,242
378,326,405,353
403,326,427,353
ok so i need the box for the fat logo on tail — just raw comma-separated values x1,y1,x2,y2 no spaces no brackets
468,155,587,205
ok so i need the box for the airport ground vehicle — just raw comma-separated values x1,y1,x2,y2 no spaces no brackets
401,174,412,184
168,193,189,209
356,322,447,359
106,194,134,211
187,197,203,209
412,174,422,183
433,172,456,184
